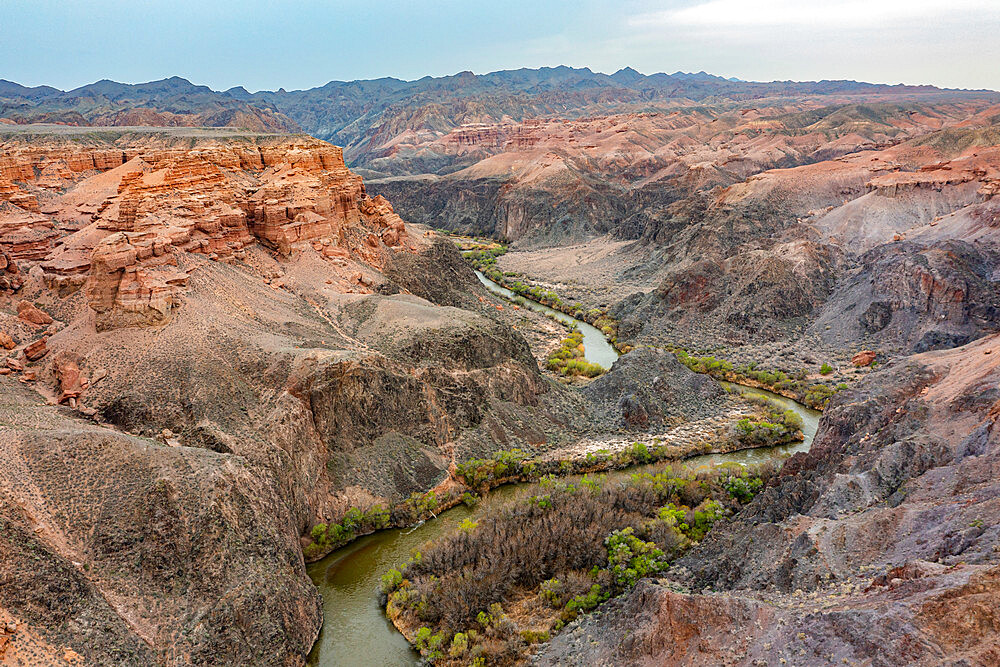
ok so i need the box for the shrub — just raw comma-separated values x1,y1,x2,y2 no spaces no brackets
629,441,652,464
820,362,833,375
721,471,764,504
449,632,469,658
539,578,563,607
605,527,667,588
381,568,403,594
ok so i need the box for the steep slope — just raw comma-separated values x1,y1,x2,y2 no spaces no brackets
0,127,582,664
537,334,1000,665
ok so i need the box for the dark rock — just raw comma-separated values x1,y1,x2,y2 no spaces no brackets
860,300,893,332
583,347,724,430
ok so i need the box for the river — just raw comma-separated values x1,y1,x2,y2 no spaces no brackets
306,275,822,666
474,269,620,369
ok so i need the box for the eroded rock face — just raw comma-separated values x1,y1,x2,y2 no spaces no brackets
0,129,414,329
85,232,187,330
537,335,1000,665
0,380,319,666
810,239,1000,354
583,347,725,429
0,246,21,291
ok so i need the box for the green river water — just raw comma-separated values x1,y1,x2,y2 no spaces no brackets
306,273,822,666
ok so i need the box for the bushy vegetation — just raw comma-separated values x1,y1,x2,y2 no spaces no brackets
305,487,466,559
308,419,783,559
383,464,773,664
462,243,508,270
732,395,805,447
453,436,718,494
310,384,807,559
545,330,604,378
305,504,391,557
459,239,628,353
673,349,842,409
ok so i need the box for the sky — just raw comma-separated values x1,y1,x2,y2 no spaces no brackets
3,0,999,92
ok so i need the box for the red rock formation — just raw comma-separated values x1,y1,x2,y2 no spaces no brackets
22,337,47,361
52,352,84,403
16,301,53,326
851,349,877,366
0,130,417,329
359,195,407,247
85,232,188,331
0,203,60,261
0,246,21,291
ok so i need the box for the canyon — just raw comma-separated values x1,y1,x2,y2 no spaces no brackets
0,126,565,664
1,66,999,665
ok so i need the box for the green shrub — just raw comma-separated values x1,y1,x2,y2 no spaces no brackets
381,568,403,594
539,578,563,607
606,527,667,588
721,471,764,503
449,632,469,657
820,362,833,375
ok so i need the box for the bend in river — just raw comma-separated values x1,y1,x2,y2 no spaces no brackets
474,269,620,369
307,278,822,666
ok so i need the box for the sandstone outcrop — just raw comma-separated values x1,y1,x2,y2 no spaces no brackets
851,349,876,365
1,128,414,330
22,337,47,361
0,247,21,291
16,300,53,325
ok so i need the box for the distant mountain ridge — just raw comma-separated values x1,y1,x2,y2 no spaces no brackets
2,66,994,149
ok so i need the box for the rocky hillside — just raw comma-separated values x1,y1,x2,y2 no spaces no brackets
0,126,588,664
0,77,298,132
483,111,1000,371
535,333,1000,666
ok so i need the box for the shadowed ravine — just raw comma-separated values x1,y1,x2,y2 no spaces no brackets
306,283,821,666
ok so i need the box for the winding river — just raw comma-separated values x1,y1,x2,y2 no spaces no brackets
306,273,822,666
474,269,620,369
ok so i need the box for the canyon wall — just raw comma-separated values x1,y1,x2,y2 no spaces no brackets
537,333,1000,666
0,127,592,665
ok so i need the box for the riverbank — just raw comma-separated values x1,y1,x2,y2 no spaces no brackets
302,387,802,563
456,237,629,355
304,249,823,665
306,384,820,665
382,456,780,664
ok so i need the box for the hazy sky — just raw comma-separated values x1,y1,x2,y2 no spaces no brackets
4,0,999,92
